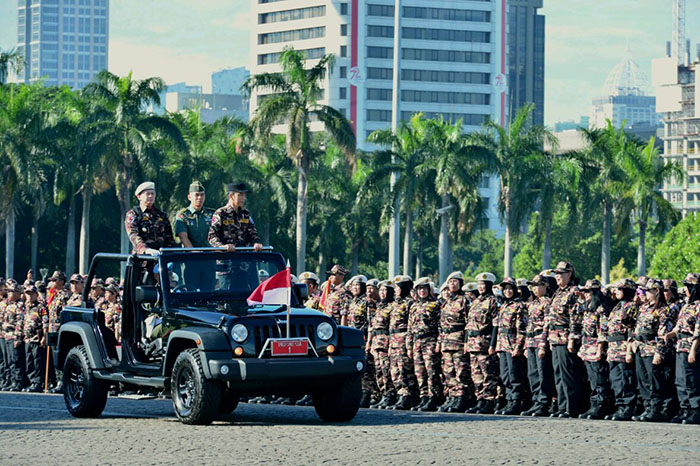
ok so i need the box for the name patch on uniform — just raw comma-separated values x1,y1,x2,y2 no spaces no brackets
223,220,235,225
240,219,249,224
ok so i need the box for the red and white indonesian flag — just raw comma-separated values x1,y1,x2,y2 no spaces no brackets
246,266,291,306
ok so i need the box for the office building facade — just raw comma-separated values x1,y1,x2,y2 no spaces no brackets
212,67,250,95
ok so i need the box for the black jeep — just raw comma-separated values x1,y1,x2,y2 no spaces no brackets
54,247,365,425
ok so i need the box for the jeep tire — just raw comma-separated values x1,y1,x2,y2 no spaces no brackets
171,349,222,425
312,374,362,422
63,345,109,418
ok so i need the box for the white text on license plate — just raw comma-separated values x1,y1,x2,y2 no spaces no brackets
271,339,308,356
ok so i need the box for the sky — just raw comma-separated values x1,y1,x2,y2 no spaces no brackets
1,0,699,127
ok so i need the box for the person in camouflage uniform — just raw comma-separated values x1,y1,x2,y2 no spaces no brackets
22,285,45,392
388,275,417,410
208,183,263,251
628,278,677,422
406,277,442,412
3,280,26,391
522,273,556,416
124,181,176,255
368,280,396,408
0,280,9,389
545,261,586,418
90,278,106,310
465,272,500,414
601,278,639,421
322,265,351,325
100,284,121,343
346,275,377,407
66,274,85,307
299,272,321,310
437,272,474,413
664,273,700,424
493,277,528,415
576,279,613,419
45,271,69,392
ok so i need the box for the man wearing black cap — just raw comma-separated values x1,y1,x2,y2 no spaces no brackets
208,182,263,252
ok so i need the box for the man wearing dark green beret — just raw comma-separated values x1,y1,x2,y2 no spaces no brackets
207,182,263,252
174,181,217,290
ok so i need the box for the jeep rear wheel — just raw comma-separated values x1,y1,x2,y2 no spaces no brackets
63,345,109,418
171,349,221,425
312,374,362,422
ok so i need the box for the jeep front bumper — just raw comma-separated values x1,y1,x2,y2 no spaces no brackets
207,355,365,381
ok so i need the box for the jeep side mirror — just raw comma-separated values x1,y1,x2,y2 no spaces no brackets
135,285,159,304
294,283,308,300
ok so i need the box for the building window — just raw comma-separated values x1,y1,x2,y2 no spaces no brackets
402,28,490,44
258,47,326,65
367,46,393,59
340,24,347,36
259,5,326,24
402,48,490,64
367,25,393,38
366,88,392,101
339,87,347,99
340,3,348,15
340,66,347,78
367,109,391,122
401,90,490,105
258,26,325,45
340,45,347,57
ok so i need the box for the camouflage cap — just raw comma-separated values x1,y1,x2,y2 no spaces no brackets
446,271,464,282
34,280,46,290
553,261,575,274
105,284,119,295
189,181,205,193
682,273,699,286
5,279,21,292
298,271,320,284
462,282,478,293
499,276,517,288
531,274,547,286
581,279,602,291
23,284,38,294
475,272,496,283
326,264,348,276
645,278,663,291
70,273,84,284
366,278,380,289
615,278,637,290
49,270,67,282
636,276,648,287
413,277,432,289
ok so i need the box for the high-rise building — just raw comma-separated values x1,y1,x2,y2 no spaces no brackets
507,0,544,126
212,67,250,95
16,0,109,89
249,0,507,232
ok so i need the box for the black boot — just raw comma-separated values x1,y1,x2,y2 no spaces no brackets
411,396,429,411
418,396,439,412
671,409,688,424
610,407,633,421
640,403,667,423
501,401,523,415
378,393,397,409
48,381,63,394
437,396,455,412
682,409,700,425
391,395,410,410
583,403,605,420
466,400,483,414
448,396,471,413
475,399,495,414
359,392,371,408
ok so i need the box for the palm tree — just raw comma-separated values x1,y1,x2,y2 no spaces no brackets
83,71,185,255
616,137,684,276
0,48,25,85
469,104,556,278
243,47,356,274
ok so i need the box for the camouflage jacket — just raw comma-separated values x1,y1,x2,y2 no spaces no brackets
46,288,70,333
93,296,108,312
406,297,440,348
347,295,371,333
525,296,551,349
439,293,468,351
465,294,498,353
3,300,24,341
0,299,6,339
66,293,84,308
207,205,260,248
323,283,352,324
630,302,675,358
389,297,412,334
600,300,637,362
124,205,176,254
369,301,393,352
23,302,45,343
103,300,121,338
494,299,527,353
304,294,321,310
577,301,606,362
543,285,579,346
672,301,698,353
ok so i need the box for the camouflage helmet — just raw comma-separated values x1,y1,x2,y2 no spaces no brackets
614,278,637,290
645,278,663,291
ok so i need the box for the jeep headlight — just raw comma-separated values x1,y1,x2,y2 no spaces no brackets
231,324,248,343
317,322,333,341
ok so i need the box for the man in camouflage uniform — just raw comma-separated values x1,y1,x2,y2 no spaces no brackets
103,284,122,342
22,285,45,392
346,275,377,407
45,271,69,392
321,265,351,325
406,277,442,411
545,261,586,418
66,274,86,307
208,182,263,252
299,272,321,310
368,280,396,408
601,278,639,421
3,280,26,391
664,273,700,424
124,181,176,255
90,278,106,310
0,280,9,389
389,275,417,410
465,272,500,414
437,271,474,413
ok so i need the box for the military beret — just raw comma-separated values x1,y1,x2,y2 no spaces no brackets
682,273,699,286
446,271,464,282
189,181,205,193
553,261,575,274
299,271,320,284
135,181,155,196
615,278,637,290
327,264,348,276
366,278,380,288
475,272,496,283
462,282,478,292
581,279,602,291
499,276,517,288
226,182,249,193
393,275,412,285
347,275,368,285
413,277,432,289
70,273,84,283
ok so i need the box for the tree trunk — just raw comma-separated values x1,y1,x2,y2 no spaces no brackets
351,243,359,276
31,214,39,276
402,208,413,276
637,219,646,277
79,188,92,274
65,195,76,275
542,214,552,270
318,248,327,283
438,194,450,283
503,204,513,279
601,200,611,285
295,164,308,275
5,209,15,279
415,235,423,279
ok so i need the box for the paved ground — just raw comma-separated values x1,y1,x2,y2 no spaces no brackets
0,392,698,465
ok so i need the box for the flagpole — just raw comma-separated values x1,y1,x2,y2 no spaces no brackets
286,260,292,338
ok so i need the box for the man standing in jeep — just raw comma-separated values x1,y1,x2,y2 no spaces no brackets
208,182,263,252
124,181,176,255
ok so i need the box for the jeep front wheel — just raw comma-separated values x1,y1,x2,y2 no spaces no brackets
63,345,109,418
312,374,362,422
170,349,222,425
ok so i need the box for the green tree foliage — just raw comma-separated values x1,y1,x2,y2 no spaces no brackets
649,214,700,282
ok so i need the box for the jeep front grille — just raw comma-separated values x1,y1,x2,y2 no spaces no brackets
252,322,317,357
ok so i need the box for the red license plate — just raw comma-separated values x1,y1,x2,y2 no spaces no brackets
271,339,308,356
